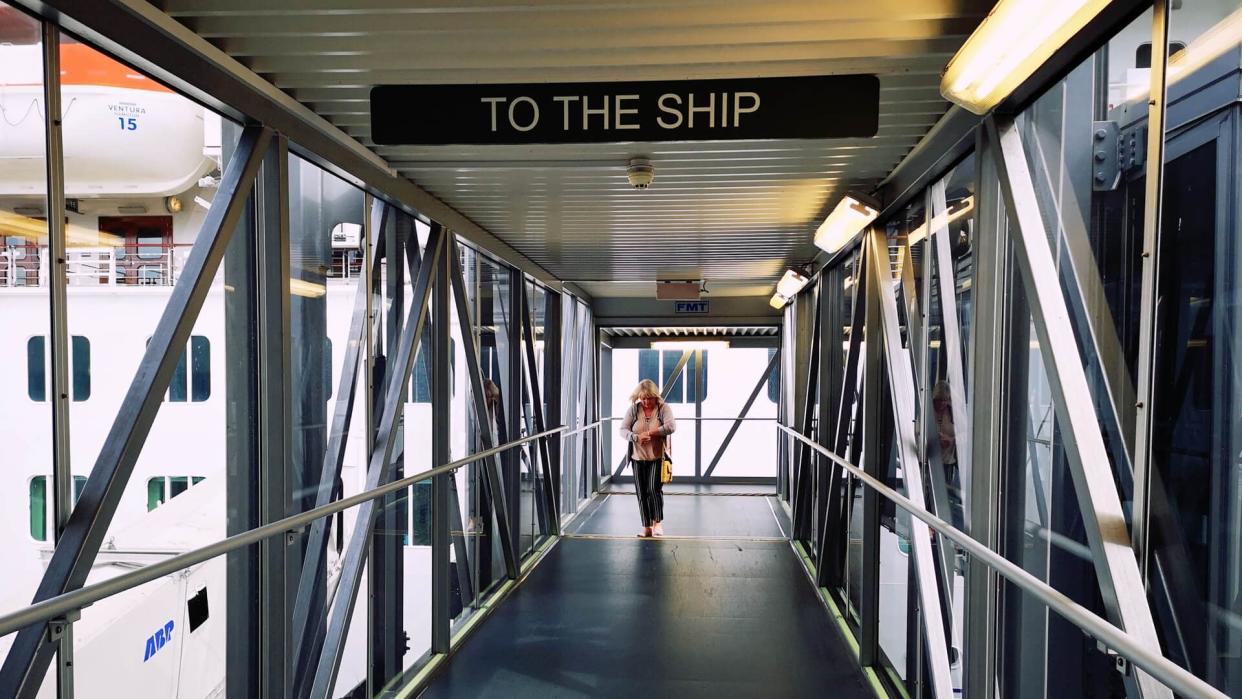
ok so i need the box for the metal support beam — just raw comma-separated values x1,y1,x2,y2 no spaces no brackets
520,284,559,535
448,235,520,579
41,22,74,699
988,115,1171,699
963,129,1003,699
1132,0,1170,579
255,133,294,699
307,224,444,698
792,289,823,543
929,180,973,527
290,201,388,692
858,233,884,670
818,258,866,589
430,225,452,656
545,288,563,517
0,124,271,699
866,228,955,699
505,272,523,556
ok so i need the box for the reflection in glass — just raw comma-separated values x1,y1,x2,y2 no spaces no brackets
1146,4,1242,692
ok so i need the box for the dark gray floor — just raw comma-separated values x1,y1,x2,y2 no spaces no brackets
419,537,872,699
565,493,788,539
600,482,777,496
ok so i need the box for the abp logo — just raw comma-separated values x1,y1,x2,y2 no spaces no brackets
142,620,175,662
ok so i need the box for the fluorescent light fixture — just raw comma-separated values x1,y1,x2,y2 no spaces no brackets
770,293,789,310
650,340,730,350
942,0,1111,114
290,278,327,298
814,195,879,254
775,268,810,298
907,196,975,246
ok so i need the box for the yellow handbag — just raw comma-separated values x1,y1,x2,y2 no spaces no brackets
660,454,673,483
658,410,674,483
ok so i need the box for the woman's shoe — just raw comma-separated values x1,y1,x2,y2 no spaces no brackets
638,527,653,538
652,524,665,537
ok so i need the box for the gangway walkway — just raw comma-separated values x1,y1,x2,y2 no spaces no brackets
420,492,872,698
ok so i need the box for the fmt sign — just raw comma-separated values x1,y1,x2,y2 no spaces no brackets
371,75,878,145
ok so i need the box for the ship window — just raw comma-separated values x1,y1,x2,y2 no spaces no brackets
29,475,87,541
27,336,91,402
150,335,210,402
146,476,206,511
137,234,164,260
637,349,708,404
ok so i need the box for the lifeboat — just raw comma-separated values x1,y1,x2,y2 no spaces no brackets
0,41,216,198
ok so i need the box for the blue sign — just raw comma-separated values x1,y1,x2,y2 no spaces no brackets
675,301,709,315
143,620,175,662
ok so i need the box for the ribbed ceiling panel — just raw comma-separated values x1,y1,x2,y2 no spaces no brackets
157,0,993,289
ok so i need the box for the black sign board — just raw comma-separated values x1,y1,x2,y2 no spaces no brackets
370,75,879,145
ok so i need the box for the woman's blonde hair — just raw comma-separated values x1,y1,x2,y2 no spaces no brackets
629,379,663,404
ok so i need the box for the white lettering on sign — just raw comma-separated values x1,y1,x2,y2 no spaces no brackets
734,92,760,127
657,94,683,129
554,95,579,130
509,96,539,132
482,92,765,134
481,96,506,131
615,94,639,130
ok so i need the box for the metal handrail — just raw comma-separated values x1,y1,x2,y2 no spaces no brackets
0,426,566,639
601,416,776,421
776,423,1227,699
559,419,604,438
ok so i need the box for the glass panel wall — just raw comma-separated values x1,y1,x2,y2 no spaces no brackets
1147,3,1242,693
0,5,51,693
998,10,1153,698
42,32,247,695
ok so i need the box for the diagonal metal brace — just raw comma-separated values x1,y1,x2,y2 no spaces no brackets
290,200,389,687
448,236,520,579
0,125,272,699
307,224,445,698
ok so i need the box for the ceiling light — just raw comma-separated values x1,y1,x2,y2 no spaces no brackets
118,205,148,215
941,0,1111,114
770,293,789,310
907,196,975,246
290,278,327,298
775,268,811,298
814,195,879,254
650,340,730,350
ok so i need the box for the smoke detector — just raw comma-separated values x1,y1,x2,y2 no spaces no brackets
627,158,654,189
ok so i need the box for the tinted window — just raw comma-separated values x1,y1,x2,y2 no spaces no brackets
28,336,89,401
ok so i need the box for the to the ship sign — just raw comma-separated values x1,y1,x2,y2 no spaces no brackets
370,75,879,145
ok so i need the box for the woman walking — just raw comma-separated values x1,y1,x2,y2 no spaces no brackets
620,379,677,537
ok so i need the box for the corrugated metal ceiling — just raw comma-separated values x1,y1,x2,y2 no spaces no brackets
604,326,778,337
157,0,993,290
